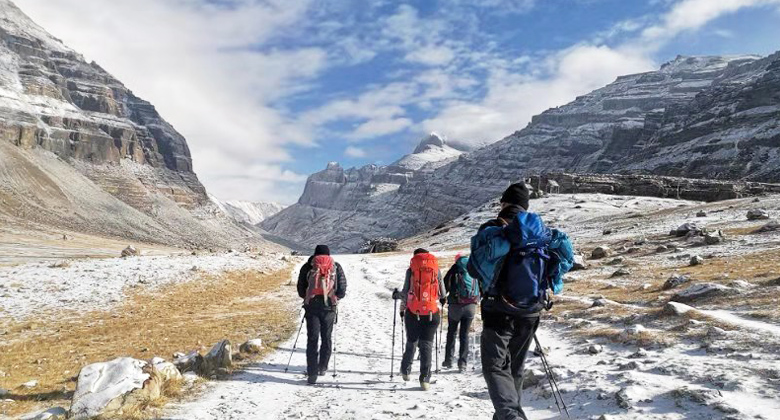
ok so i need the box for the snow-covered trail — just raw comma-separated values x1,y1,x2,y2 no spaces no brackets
164,253,780,420
165,254,567,419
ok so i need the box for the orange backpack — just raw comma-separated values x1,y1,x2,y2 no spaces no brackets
407,253,440,315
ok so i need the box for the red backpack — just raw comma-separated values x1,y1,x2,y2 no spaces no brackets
305,255,338,306
407,253,440,316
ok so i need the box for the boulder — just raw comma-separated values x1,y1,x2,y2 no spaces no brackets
571,254,587,270
689,255,704,266
358,238,399,254
70,358,162,420
150,357,182,383
587,344,603,355
239,339,264,354
20,407,68,420
21,380,38,389
521,368,545,389
201,340,232,376
696,210,707,217
590,246,611,259
754,220,779,233
671,283,739,303
703,231,723,245
619,325,647,341
591,298,609,308
656,245,669,253
663,301,695,316
173,351,203,374
747,209,770,221
615,388,632,409
611,268,631,278
662,274,691,291
673,223,701,237
121,246,139,258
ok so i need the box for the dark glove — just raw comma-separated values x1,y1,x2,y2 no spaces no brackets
399,310,405,318
392,288,401,300
439,298,446,306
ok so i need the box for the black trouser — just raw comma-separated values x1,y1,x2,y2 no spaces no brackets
304,305,336,378
481,309,540,420
400,311,440,382
445,303,477,368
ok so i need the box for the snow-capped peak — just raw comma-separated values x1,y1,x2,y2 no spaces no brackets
209,194,285,225
394,133,463,172
413,132,447,154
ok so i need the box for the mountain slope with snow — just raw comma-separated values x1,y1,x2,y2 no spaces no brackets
209,195,285,225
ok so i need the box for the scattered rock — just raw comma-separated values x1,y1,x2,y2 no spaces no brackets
591,298,609,308
727,280,753,289
522,369,546,389
618,361,640,371
201,340,232,376
747,209,770,221
611,268,631,278
48,260,71,269
672,223,701,237
0,388,9,396
689,255,704,266
662,274,691,291
239,339,264,354
591,246,611,259
21,380,38,389
150,358,182,383
602,229,613,235
696,210,707,217
120,246,139,258
173,351,203,374
571,254,587,270
620,325,647,341
358,238,399,254
639,283,652,291
605,257,624,266
703,231,724,245
754,220,780,233
70,358,162,420
671,283,740,303
663,301,695,316
587,344,603,355
20,407,68,420
628,348,649,359
615,388,632,409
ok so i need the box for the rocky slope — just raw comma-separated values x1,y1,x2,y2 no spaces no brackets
266,53,780,251
209,195,285,225
0,0,271,249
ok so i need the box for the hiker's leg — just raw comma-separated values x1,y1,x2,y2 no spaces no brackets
318,310,336,372
418,313,439,383
444,305,460,366
508,316,541,407
304,309,321,378
458,304,477,367
482,310,525,420
401,312,420,375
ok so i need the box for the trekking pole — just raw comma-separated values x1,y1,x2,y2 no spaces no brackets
390,296,398,379
534,335,570,418
332,312,338,379
285,308,305,373
435,325,440,374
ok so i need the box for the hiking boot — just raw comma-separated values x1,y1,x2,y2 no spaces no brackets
307,375,318,385
442,360,452,369
420,380,431,391
318,368,328,376
401,373,410,382
458,363,466,373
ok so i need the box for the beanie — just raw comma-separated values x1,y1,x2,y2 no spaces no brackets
314,245,331,256
501,183,531,210
413,248,429,255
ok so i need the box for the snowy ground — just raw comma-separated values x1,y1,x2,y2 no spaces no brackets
0,252,288,321
165,253,780,420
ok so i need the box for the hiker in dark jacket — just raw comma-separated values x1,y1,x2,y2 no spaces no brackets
473,183,542,420
297,245,347,384
399,248,446,391
442,255,480,371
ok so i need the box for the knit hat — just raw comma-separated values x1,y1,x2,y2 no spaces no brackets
413,248,429,255
314,245,331,256
501,183,530,210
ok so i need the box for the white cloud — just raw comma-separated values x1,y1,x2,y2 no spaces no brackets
405,45,456,66
14,0,322,203
348,118,413,140
344,146,367,158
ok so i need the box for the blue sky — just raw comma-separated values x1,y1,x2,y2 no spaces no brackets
15,0,780,203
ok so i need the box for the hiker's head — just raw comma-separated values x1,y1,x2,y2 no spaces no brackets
413,248,429,255
500,183,530,210
314,245,331,256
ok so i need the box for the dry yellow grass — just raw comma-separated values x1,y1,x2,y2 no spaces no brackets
0,266,298,417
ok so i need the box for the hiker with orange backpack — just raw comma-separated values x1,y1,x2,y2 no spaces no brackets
297,245,347,385
399,248,446,391
442,254,480,372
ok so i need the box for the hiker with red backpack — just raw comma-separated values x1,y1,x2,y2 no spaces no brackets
442,254,480,372
468,183,574,420
297,245,347,385
398,248,446,391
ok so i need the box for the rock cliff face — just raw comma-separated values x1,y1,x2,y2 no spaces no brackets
0,0,273,249
266,53,780,252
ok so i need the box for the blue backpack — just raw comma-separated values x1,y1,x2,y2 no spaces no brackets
453,256,480,304
468,212,553,314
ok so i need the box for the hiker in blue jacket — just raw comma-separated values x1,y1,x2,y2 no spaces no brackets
467,183,574,420
442,255,480,372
